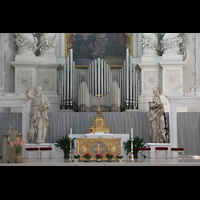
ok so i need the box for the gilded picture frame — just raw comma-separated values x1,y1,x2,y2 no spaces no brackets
65,33,132,68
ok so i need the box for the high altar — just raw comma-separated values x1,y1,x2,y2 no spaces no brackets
77,96,121,161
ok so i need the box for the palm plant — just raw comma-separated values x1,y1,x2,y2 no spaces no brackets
123,136,146,158
55,135,76,158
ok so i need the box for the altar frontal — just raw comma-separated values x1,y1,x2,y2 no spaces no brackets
76,138,121,161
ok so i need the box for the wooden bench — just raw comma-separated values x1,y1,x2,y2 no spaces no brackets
40,147,52,159
26,147,39,159
155,147,168,159
171,148,184,159
138,147,151,159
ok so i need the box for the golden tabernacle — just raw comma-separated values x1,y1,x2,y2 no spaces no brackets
76,138,121,161
89,95,110,134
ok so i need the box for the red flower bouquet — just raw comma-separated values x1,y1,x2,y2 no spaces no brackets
96,153,103,159
83,153,91,159
106,153,114,159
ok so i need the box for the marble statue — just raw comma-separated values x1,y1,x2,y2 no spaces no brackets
26,85,50,144
148,87,169,143
27,123,35,143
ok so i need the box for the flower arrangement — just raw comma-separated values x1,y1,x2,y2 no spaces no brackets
83,153,91,159
74,153,81,159
116,153,124,159
9,137,25,153
106,153,114,159
96,153,103,159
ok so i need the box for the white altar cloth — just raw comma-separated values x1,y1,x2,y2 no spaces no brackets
85,133,114,138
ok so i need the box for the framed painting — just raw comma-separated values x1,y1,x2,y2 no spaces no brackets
65,33,132,67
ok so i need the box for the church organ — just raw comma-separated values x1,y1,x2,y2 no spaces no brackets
59,48,140,112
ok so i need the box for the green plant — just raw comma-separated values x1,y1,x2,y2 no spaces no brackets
123,136,146,158
55,135,76,158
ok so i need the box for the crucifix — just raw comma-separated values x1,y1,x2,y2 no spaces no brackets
95,94,102,110
94,143,104,154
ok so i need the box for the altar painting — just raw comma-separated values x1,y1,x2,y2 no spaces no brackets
65,33,132,66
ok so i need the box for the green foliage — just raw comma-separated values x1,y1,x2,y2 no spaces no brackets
55,135,76,152
123,136,146,158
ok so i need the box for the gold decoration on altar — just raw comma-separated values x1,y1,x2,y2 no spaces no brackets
89,94,110,134
76,138,121,161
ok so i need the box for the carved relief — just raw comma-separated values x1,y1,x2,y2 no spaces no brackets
38,71,55,91
143,71,159,91
165,69,180,90
17,70,33,89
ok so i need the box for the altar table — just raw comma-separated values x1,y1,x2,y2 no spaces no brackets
76,138,121,161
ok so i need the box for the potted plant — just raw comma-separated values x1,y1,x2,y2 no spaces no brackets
55,135,76,158
74,153,81,162
123,136,146,158
106,153,114,162
83,153,91,162
96,153,102,162
9,137,26,163
116,153,124,162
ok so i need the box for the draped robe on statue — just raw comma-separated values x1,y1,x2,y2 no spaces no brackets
26,89,50,143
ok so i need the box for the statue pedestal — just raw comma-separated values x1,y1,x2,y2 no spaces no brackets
145,143,176,158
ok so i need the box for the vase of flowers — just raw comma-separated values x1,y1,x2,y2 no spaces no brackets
106,153,114,162
96,153,102,162
74,153,81,162
116,153,124,162
83,153,91,162
9,137,26,163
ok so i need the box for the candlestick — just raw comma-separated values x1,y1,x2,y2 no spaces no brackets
70,128,72,139
130,138,135,162
131,128,133,139
69,138,72,162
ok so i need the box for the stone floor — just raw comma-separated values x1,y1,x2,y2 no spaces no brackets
1,156,200,166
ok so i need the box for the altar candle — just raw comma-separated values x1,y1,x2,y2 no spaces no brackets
70,128,72,139
131,128,133,139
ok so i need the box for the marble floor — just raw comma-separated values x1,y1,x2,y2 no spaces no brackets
1,156,200,166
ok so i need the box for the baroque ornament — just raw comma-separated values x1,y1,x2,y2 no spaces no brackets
161,33,189,60
14,33,38,53
38,33,57,51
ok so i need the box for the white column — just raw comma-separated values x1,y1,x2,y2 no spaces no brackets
132,33,138,58
22,101,30,158
138,33,143,57
70,49,73,106
168,101,178,148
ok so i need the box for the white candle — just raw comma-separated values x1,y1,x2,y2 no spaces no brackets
70,128,72,139
131,128,133,139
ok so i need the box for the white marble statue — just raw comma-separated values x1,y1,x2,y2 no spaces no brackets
26,85,50,144
148,87,169,143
